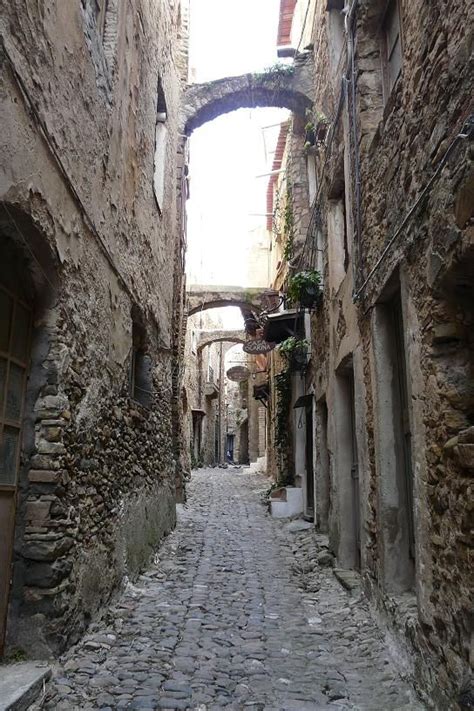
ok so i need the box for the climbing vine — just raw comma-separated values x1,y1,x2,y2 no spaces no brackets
252,62,295,82
274,368,293,486
282,186,295,262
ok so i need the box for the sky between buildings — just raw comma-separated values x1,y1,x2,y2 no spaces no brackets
186,0,290,328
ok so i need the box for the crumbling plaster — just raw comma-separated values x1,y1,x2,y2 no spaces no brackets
0,0,188,656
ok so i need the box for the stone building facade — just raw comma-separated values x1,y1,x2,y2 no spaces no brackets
0,0,189,657
181,311,227,469
260,0,473,706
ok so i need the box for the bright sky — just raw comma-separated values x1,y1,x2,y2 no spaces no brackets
186,0,289,329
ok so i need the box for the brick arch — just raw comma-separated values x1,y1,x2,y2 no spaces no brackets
181,60,313,135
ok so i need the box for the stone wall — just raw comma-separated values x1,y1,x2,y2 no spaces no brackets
314,0,472,703
0,0,188,657
265,0,473,704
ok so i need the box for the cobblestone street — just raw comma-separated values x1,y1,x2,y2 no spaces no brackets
37,468,424,710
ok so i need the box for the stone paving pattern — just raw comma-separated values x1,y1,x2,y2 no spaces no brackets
35,468,424,710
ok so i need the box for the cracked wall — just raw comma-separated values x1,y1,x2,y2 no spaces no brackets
0,0,188,656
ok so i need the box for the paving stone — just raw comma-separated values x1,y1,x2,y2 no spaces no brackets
33,467,424,710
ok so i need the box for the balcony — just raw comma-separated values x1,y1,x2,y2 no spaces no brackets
262,309,304,344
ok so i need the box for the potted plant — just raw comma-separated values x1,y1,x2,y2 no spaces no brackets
304,121,316,148
278,336,310,371
314,111,330,143
287,269,322,309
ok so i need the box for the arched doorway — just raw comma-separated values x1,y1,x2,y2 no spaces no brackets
0,242,33,654
0,205,57,656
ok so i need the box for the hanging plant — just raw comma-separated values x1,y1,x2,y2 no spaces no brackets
282,186,295,262
278,337,309,372
304,121,316,147
287,270,322,309
314,111,330,143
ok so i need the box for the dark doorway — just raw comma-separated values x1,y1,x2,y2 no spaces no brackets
239,421,249,464
226,433,235,463
316,397,330,532
305,402,314,518
0,240,32,654
335,358,361,570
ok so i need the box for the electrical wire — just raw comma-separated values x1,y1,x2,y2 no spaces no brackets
0,35,140,306
354,115,474,302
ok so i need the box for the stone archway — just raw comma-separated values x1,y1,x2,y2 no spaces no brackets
181,58,313,135
197,330,246,353
186,286,264,317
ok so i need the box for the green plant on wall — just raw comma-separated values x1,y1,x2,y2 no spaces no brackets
304,108,330,150
274,368,293,485
253,63,295,82
287,269,322,308
278,337,310,372
278,336,309,357
282,186,295,262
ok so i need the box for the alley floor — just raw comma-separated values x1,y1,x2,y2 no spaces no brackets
36,468,424,710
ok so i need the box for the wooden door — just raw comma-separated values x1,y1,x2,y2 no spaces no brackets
0,280,31,655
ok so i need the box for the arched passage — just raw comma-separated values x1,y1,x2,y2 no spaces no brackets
186,286,263,317
181,61,313,135
197,330,246,352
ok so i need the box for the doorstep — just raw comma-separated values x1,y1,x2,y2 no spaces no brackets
0,662,51,711
333,567,362,595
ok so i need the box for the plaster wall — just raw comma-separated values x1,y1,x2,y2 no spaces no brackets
0,0,188,656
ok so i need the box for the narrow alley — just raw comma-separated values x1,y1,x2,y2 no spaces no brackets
0,0,472,708
37,468,422,711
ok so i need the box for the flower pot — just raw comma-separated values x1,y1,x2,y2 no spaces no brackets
289,347,308,371
299,285,322,309
316,122,328,143
304,127,316,146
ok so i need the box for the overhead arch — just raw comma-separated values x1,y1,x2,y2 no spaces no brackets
186,286,263,317
197,330,246,352
181,58,313,135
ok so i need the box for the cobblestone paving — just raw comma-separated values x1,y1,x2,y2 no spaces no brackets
36,468,424,710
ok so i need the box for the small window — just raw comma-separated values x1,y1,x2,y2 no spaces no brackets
94,0,108,38
130,322,153,408
153,78,168,212
381,0,402,101
307,155,317,206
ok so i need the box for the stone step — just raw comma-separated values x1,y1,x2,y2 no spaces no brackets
0,662,51,711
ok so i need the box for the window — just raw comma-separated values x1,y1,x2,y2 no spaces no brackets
306,155,317,206
81,0,118,90
327,0,346,79
381,0,402,101
93,0,108,38
153,78,168,212
130,322,153,408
